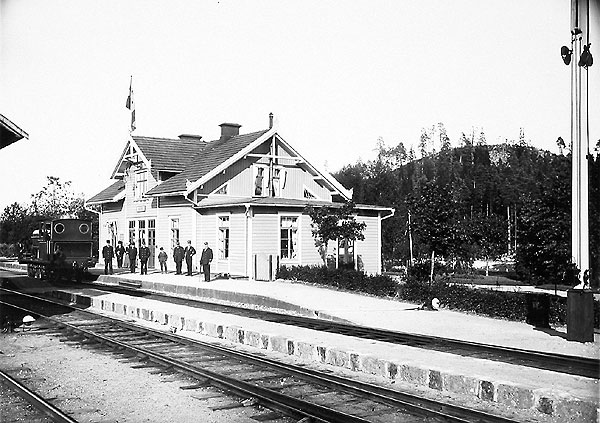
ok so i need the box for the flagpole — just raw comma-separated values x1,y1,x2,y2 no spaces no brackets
126,75,136,134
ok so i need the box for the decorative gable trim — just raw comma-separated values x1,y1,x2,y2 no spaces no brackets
272,134,353,200
111,136,152,179
183,127,276,195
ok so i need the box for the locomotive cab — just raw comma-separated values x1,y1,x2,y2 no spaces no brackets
20,218,97,280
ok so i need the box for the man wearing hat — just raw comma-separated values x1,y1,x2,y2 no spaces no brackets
199,242,213,282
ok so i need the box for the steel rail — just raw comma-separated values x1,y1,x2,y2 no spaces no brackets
0,297,374,423
88,283,598,379
0,290,520,423
0,369,79,423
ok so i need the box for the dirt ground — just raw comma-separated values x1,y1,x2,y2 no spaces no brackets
0,316,567,423
0,325,289,423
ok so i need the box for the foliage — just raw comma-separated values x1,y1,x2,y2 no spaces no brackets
304,201,367,265
0,176,98,253
0,203,35,244
334,129,600,287
399,275,600,326
277,265,397,297
29,176,84,219
277,265,599,327
0,243,19,257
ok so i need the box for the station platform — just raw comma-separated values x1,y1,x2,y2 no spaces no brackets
1,264,599,421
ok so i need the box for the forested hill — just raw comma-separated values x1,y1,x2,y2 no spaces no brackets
334,142,600,285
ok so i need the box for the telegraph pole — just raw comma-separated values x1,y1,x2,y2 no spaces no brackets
564,0,594,342
568,0,591,288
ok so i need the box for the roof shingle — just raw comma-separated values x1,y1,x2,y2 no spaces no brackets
146,129,269,195
134,136,205,172
87,180,125,204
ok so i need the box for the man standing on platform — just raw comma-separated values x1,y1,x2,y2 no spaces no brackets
139,240,150,275
127,242,137,273
115,241,125,268
173,241,185,275
184,240,196,276
102,240,114,275
199,242,213,282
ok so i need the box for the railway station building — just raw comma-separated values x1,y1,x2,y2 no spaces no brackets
87,116,393,279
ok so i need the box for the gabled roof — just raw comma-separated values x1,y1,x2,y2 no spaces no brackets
86,180,125,205
111,135,206,178
146,129,270,196
134,136,204,172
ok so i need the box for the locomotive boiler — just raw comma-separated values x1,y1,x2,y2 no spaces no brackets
19,218,97,281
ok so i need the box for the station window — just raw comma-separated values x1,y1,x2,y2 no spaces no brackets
170,218,179,251
134,170,147,200
138,220,146,247
253,165,267,197
128,221,135,245
218,216,230,260
280,216,298,260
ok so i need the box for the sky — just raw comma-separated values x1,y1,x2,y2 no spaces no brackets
1,0,598,213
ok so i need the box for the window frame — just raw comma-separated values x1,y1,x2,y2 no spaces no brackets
170,217,180,252
133,169,148,201
217,214,231,261
279,213,301,263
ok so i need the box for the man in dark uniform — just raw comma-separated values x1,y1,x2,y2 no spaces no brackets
139,240,150,275
199,242,213,282
102,240,114,275
127,242,138,273
51,245,66,280
115,241,126,268
184,240,196,276
173,241,185,275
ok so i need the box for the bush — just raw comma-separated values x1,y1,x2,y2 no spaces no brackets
399,274,599,327
278,265,600,328
0,243,17,258
277,265,397,297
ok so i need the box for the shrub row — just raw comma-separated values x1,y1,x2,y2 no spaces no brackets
277,264,599,328
276,265,397,297
0,243,18,258
398,275,599,328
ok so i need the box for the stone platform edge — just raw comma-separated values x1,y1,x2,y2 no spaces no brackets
96,275,351,324
47,289,598,421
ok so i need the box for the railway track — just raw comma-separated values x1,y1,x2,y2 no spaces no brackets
0,369,77,423
0,288,520,423
77,281,600,379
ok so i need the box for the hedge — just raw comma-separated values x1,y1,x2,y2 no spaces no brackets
0,243,18,258
276,265,397,297
276,265,599,328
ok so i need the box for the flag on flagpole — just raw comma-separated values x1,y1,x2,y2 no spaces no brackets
125,76,136,132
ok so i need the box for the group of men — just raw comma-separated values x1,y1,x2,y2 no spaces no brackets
102,239,213,281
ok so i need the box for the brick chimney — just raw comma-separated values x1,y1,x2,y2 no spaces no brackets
219,123,241,140
178,134,203,142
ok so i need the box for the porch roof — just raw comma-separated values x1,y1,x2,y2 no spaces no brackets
193,196,394,216
86,180,125,205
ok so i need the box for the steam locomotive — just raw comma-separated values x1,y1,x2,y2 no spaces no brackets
19,218,97,282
